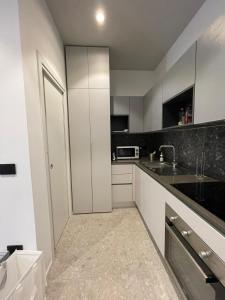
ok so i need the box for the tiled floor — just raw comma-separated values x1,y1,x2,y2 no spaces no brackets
46,208,179,300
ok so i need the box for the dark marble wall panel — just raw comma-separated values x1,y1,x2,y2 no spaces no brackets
111,123,225,180
147,124,225,180
111,133,150,158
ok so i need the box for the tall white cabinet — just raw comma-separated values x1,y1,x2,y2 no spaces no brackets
66,46,112,214
195,17,225,124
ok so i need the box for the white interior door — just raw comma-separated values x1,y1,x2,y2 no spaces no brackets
43,74,69,246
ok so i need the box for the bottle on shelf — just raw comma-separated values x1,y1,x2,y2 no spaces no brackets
178,107,185,126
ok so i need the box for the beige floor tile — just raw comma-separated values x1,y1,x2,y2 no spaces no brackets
46,208,179,300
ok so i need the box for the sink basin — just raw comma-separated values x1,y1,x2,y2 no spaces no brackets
151,166,189,176
140,161,193,176
140,161,170,169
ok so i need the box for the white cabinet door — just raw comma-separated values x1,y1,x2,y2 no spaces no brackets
112,96,130,115
145,175,165,256
89,89,112,212
163,42,196,102
88,47,110,89
129,97,143,133
68,89,93,214
195,17,225,124
134,166,144,213
143,83,162,132
136,167,165,255
112,184,133,207
66,46,88,89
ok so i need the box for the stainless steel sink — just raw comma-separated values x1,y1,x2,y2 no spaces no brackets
140,161,170,169
140,161,193,176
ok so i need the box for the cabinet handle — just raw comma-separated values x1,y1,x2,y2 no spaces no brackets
181,230,192,237
169,216,178,223
199,251,212,259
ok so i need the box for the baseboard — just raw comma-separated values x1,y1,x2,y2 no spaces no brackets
113,201,136,208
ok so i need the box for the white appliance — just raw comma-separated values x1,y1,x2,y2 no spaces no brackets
116,146,139,160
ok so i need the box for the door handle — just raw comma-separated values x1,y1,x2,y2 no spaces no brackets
50,163,54,169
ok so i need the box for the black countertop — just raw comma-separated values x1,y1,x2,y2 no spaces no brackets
112,159,225,236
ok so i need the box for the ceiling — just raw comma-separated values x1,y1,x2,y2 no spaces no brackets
46,0,205,70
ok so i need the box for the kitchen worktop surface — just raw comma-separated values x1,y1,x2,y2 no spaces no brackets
112,159,225,236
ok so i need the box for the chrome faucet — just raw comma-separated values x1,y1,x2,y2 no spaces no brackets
159,145,177,168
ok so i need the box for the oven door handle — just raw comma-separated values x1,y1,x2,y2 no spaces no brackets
166,223,218,284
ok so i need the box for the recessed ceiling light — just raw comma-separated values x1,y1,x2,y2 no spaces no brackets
95,10,105,25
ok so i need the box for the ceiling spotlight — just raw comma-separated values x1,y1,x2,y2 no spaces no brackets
96,10,105,25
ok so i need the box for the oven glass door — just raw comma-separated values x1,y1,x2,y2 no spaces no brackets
165,223,218,300
117,148,135,158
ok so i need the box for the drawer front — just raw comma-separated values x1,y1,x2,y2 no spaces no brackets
112,184,133,204
112,164,133,175
112,174,133,184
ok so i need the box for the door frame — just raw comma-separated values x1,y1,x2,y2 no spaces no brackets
37,52,71,262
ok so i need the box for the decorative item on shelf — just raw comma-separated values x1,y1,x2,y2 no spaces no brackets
178,105,192,126
178,107,185,126
185,105,192,125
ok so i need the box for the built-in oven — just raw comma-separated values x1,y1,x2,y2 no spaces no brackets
116,146,139,160
165,204,225,300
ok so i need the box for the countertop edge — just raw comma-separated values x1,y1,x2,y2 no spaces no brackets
112,160,225,237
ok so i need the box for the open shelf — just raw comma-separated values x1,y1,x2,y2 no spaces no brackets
163,87,194,128
111,115,129,133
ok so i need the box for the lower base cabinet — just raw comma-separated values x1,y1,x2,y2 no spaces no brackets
112,184,133,208
134,165,225,264
111,164,135,208
135,168,165,255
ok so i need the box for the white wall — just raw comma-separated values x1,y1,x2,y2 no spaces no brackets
0,2,36,251
155,0,225,81
18,0,70,269
110,70,155,96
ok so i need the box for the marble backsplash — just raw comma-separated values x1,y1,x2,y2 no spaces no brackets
111,123,225,180
147,124,225,180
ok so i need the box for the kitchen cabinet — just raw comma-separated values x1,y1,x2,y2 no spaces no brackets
195,17,225,124
134,164,225,262
112,164,134,208
134,165,143,213
111,96,144,132
143,83,163,132
88,47,110,89
66,46,109,89
163,42,196,103
111,96,130,115
135,167,165,255
90,89,112,212
66,46,111,214
129,97,143,133
66,46,88,89
68,89,93,213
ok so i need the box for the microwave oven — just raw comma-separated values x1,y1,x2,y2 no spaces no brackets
116,146,139,160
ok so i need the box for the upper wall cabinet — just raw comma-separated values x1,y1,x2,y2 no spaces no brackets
111,96,130,115
66,46,89,89
111,96,144,133
129,97,143,133
163,42,196,103
88,47,110,89
195,17,225,124
143,83,163,132
66,46,110,89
